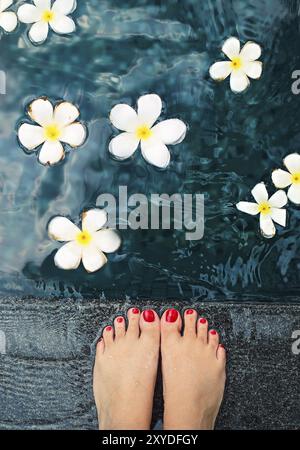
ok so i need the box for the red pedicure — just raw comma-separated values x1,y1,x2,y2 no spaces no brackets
116,317,123,323
132,308,140,314
166,309,178,323
199,318,207,324
186,309,194,315
143,309,155,322
106,326,112,331
210,329,217,335
219,344,225,349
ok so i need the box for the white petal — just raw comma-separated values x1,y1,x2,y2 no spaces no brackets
54,101,79,127
60,123,86,147
251,183,268,203
0,0,13,13
236,201,259,215
244,61,262,79
28,97,53,126
94,229,121,253
152,119,187,145
52,0,76,15
287,184,300,205
17,4,40,23
28,20,49,44
38,141,65,165
50,14,75,35
109,132,139,160
141,137,170,169
82,209,107,233
269,190,287,208
209,61,232,81
137,94,162,128
230,71,250,93
284,153,300,174
18,123,45,150
259,215,276,238
54,241,82,270
271,208,286,227
240,41,262,61
48,216,80,241
82,245,107,273
222,37,240,59
271,169,292,188
34,0,51,9
109,104,138,132
0,11,17,32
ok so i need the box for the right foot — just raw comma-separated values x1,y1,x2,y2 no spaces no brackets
161,308,226,430
93,308,160,430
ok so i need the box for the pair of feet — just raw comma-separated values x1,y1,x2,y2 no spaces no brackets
93,308,226,430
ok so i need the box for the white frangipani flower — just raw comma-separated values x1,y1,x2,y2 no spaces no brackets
18,97,87,166
209,37,263,93
48,209,121,273
236,182,287,238
109,94,187,169
272,153,300,205
17,0,76,44
0,0,17,32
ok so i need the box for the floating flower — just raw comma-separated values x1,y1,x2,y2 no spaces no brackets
236,182,287,238
18,97,87,166
272,153,300,205
209,37,263,93
17,0,76,44
109,94,187,169
48,209,121,273
0,0,17,32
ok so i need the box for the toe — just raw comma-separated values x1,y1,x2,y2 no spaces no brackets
126,307,141,338
114,316,126,339
217,344,226,365
161,308,182,341
197,317,208,343
96,338,105,356
140,309,160,340
183,309,197,338
208,329,220,349
103,325,114,346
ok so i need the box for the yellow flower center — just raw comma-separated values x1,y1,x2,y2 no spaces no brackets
44,124,61,142
258,201,271,215
292,172,300,184
136,125,153,141
76,231,92,246
42,10,54,22
230,56,243,70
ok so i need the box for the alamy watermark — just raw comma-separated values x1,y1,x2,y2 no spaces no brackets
0,71,6,95
291,330,300,355
96,186,205,241
0,330,6,355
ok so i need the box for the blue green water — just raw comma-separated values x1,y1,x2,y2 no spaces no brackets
1,0,300,301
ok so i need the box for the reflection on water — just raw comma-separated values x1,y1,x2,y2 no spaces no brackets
0,0,300,301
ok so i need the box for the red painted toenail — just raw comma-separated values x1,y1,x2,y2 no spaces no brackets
143,310,155,322
219,344,225,349
210,330,217,335
116,317,123,323
132,308,139,314
199,318,207,324
166,309,178,323
186,309,194,315
106,326,112,331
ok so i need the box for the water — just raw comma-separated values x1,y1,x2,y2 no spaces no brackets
1,0,300,302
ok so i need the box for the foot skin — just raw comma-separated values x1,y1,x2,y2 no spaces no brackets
161,309,226,430
93,308,160,430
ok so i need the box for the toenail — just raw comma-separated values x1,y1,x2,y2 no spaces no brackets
199,318,207,324
219,344,225,349
116,317,123,323
132,308,140,314
166,309,178,323
210,329,217,335
143,309,155,322
106,326,112,331
186,309,194,315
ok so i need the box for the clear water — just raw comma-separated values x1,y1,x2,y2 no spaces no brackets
1,0,300,302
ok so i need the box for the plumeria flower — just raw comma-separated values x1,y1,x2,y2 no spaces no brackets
48,209,121,273
17,0,76,44
272,153,300,205
18,97,87,166
109,93,187,169
0,0,17,33
209,37,263,93
236,183,287,238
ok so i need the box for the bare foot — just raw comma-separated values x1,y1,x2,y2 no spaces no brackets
93,308,160,430
161,308,226,430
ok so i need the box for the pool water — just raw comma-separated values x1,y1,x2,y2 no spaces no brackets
1,0,300,302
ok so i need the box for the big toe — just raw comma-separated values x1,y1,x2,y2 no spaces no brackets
139,309,160,342
161,308,182,342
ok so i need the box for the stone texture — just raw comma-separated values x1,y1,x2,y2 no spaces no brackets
0,297,299,430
